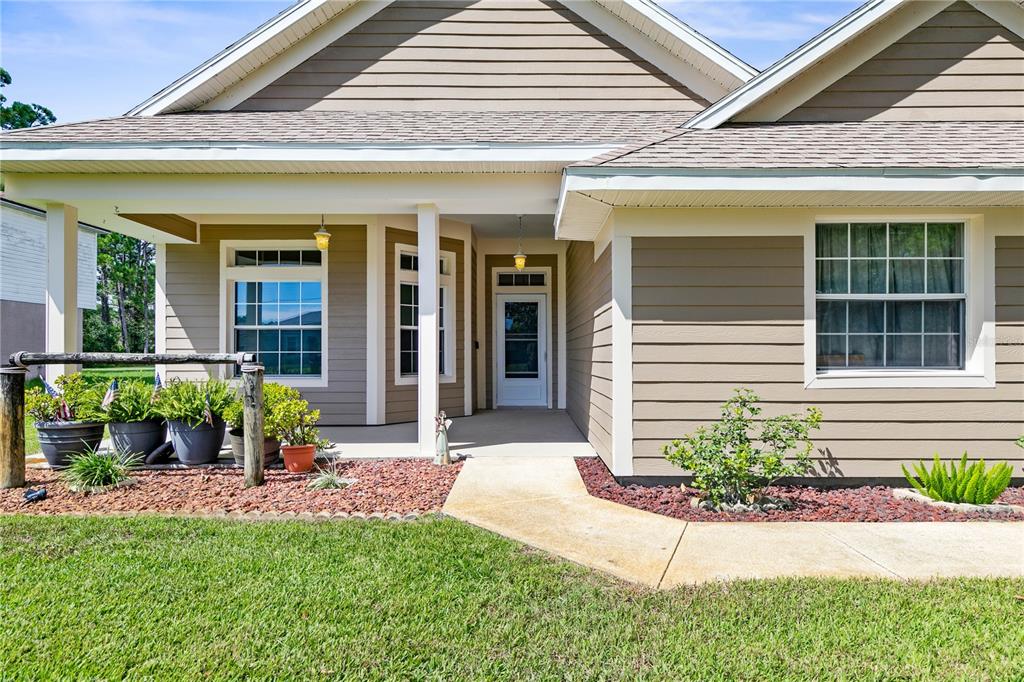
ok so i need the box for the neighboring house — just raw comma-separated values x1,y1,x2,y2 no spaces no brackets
0,198,99,378
0,0,1020,482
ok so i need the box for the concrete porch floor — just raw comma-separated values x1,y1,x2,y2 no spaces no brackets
320,409,597,459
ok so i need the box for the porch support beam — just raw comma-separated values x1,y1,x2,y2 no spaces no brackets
366,217,386,424
610,234,634,477
417,204,440,457
45,203,80,382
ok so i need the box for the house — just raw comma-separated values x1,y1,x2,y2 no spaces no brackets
0,198,99,379
0,0,1020,482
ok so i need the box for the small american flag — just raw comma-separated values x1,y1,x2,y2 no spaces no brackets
55,399,73,421
42,379,60,398
152,372,163,403
101,379,119,411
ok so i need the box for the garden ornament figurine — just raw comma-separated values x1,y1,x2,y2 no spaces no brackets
435,411,453,465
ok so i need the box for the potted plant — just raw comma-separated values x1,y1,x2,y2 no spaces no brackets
154,379,236,465
273,397,327,473
223,383,296,467
25,373,105,468
101,379,166,460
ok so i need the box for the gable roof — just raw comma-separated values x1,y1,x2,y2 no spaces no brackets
128,0,756,116
684,0,1024,129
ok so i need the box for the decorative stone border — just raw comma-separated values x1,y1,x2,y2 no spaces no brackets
893,488,1024,514
0,509,439,521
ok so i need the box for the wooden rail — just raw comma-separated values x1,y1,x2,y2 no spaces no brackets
1,352,264,489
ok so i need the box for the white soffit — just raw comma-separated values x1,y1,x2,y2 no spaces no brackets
683,0,957,129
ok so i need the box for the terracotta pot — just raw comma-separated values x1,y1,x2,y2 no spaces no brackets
281,444,315,473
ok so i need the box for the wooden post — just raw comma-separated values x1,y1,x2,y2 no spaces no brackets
0,367,28,489
241,363,265,488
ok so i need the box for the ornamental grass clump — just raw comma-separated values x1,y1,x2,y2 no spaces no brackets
307,459,355,490
63,446,141,493
902,454,1013,505
662,388,823,507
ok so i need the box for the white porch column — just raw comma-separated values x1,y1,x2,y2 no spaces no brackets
610,235,634,477
45,203,80,382
366,217,386,424
417,204,440,457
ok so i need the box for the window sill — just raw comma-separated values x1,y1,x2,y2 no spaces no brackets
807,371,994,389
395,375,457,386
228,376,328,389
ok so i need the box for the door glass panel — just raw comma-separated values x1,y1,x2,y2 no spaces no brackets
504,301,539,378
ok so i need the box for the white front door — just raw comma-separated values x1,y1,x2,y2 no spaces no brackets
496,294,547,407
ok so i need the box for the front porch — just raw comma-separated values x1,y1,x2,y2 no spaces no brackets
321,409,595,459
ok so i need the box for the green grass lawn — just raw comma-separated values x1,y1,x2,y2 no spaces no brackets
22,367,154,454
1,516,1021,680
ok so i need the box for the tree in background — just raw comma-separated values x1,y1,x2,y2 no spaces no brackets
84,234,155,353
0,67,56,130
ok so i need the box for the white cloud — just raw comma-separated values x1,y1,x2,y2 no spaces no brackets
663,0,844,42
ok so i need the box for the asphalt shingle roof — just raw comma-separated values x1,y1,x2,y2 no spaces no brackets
576,121,1024,169
0,111,697,145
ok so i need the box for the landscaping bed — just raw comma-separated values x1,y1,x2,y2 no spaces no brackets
0,459,461,517
577,458,1024,522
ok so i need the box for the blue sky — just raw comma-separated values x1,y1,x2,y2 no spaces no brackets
0,0,861,124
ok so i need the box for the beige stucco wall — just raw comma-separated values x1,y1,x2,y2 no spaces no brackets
626,208,1023,480
233,0,708,112
565,240,613,467
741,1,1024,123
384,226,467,423
164,224,367,425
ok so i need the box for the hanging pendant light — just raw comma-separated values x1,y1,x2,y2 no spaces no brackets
314,214,331,251
513,215,527,271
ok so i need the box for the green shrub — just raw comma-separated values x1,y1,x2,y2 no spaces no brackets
272,398,327,448
223,382,301,439
101,379,158,423
24,373,103,423
63,446,141,493
902,454,1013,505
155,379,236,426
661,388,823,506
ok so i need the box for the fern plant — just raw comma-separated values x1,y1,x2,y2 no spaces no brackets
902,454,1013,505
102,379,159,422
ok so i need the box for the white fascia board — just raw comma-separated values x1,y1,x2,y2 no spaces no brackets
683,0,911,129
127,0,358,116
618,0,757,83
968,0,1024,38
0,143,619,165
562,168,1024,193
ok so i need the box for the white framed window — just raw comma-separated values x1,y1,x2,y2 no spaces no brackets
395,243,455,385
220,240,328,388
805,216,992,389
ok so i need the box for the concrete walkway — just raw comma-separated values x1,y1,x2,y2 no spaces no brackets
443,456,1024,588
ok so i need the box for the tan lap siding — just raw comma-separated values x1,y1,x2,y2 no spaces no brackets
484,254,558,409
234,0,707,112
165,225,367,424
566,241,613,467
384,227,466,423
783,2,1024,122
631,236,1024,480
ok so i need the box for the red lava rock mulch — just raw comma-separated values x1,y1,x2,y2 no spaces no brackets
1,459,462,518
576,457,1024,522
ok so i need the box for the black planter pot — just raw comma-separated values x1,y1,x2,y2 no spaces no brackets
228,427,281,467
35,421,105,468
166,418,227,465
108,419,167,459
